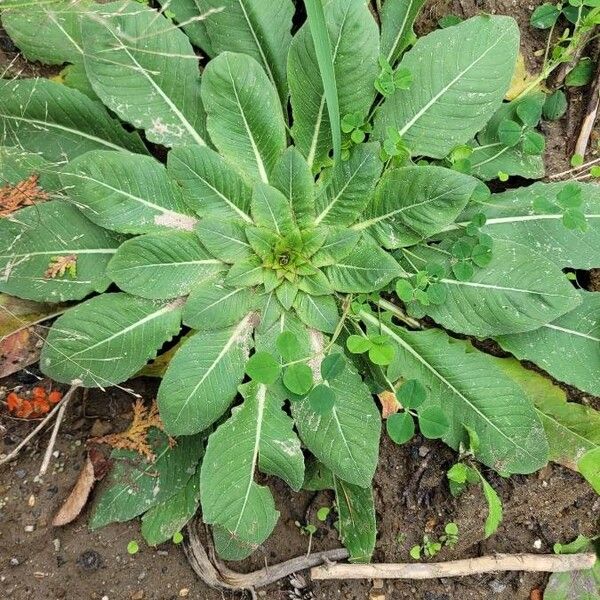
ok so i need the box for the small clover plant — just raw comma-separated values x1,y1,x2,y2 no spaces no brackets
1,0,599,565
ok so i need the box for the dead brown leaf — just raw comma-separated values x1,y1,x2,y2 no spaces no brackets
91,399,169,461
44,254,77,279
52,455,95,527
377,390,401,419
0,326,45,378
0,174,49,217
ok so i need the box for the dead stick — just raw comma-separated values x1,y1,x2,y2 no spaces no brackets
574,51,600,158
184,521,348,591
0,385,78,468
38,387,76,476
311,552,597,580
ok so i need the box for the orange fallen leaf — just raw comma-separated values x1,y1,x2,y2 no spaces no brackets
0,174,49,217
378,390,401,419
91,399,170,461
44,254,77,279
5,386,63,419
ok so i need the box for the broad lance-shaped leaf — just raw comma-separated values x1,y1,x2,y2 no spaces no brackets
60,150,197,235
196,0,293,104
156,0,215,56
107,232,226,300
292,331,381,487
167,146,252,223
270,147,316,229
380,0,427,65
288,0,379,170
157,314,255,436
0,79,147,161
0,146,63,194
201,52,287,183
357,166,478,248
369,316,549,474
314,143,382,227
494,357,600,472
405,240,581,337
293,291,339,334
82,0,207,148
141,466,201,546
196,219,252,264
91,430,202,529
496,291,600,396
201,381,304,560
41,293,183,387
1,0,94,65
183,275,258,331
471,94,545,181
454,182,600,269
325,239,403,293
251,183,295,234
303,460,376,563
0,201,120,303
374,16,519,159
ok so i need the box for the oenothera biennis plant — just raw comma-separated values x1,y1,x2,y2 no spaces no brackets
1,0,600,561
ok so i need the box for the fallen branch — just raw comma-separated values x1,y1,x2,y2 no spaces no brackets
184,520,348,592
311,552,597,580
0,385,78,468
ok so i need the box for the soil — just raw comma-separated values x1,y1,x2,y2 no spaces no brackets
1,1,599,600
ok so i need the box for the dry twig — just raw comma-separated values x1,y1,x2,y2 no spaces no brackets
574,50,600,158
311,552,598,580
39,391,72,476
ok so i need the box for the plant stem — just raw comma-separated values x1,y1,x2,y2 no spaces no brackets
374,298,422,329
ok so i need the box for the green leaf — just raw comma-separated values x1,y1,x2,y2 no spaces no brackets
308,384,336,414
314,143,382,227
91,430,203,529
156,0,215,55
0,79,147,160
0,201,120,302
456,182,600,268
60,150,196,235
293,291,339,334
141,467,201,546
380,0,427,64
270,147,316,229
157,315,255,435
200,381,304,559
202,52,286,183
288,0,379,170
320,353,345,380
477,471,503,538
292,336,381,487
225,255,264,288
81,0,207,147
167,146,252,223
246,351,281,385
195,0,293,103
368,316,548,474
195,218,252,264
304,0,341,163
471,94,546,181
108,232,225,299
418,406,449,439
544,560,600,600
368,341,396,366
397,379,427,409
578,448,600,493
41,293,182,387
530,3,561,28
283,364,313,395
543,90,568,120
61,63,99,101
386,412,415,445
497,119,523,147
311,227,362,267
347,335,373,354
0,146,62,191
494,356,600,471
516,97,543,127
554,535,593,555
275,331,303,361
183,275,257,331
522,130,546,155
359,166,478,248
333,477,376,563
375,16,519,158
1,0,94,64
566,57,594,87
410,240,581,337
497,291,600,395
325,239,402,293
251,183,295,234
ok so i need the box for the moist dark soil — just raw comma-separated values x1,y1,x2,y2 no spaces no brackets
1,1,600,599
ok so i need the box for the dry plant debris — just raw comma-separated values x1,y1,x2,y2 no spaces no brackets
0,174,48,217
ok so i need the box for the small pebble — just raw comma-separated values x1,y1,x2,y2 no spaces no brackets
131,592,144,600
489,580,507,593
10,558,19,566
15,469,26,479
28,494,35,507
533,539,542,550
53,539,61,552
156,550,168,556
179,589,190,597
24,525,34,533
137,572,146,581
52,451,60,458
